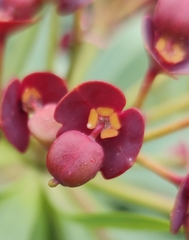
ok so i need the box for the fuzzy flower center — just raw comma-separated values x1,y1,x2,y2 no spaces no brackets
155,36,186,64
87,107,121,139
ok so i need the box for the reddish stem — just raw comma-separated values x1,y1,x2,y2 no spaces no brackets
133,65,160,109
89,124,104,139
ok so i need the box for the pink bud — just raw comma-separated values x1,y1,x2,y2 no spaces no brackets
46,130,104,187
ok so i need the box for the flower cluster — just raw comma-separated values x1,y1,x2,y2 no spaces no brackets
2,0,189,238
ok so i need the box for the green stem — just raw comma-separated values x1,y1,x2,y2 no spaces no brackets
66,42,99,89
46,6,60,71
144,116,189,142
133,65,159,109
146,93,189,122
88,175,173,214
137,153,183,186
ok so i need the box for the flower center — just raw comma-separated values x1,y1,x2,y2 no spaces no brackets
155,36,186,64
87,107,121,139
21,88,42,112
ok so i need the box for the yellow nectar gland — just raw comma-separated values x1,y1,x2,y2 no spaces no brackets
155,37,186,64
87,107,121,139
21,88,42,111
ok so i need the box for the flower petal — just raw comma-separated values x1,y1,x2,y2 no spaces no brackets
77,81,126,111
54,81,126,135
20,72,68,104
1,79,29,152
142,16,176,78
99,108,144,179
167,58,189,75
170,174,189,234
55,86,92,135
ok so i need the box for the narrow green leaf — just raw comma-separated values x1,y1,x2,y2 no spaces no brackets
69,212,169,231
0,170,41,240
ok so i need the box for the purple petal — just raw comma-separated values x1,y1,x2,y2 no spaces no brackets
1,79,29,152
20,72,68,105
55,87,91,135
170,175,189,234
78,81,126,111
99,108,144,179
166,58,189,75
142,16,176,78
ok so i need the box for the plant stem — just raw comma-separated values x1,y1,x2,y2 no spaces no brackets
74,9,83,44
89,175,173,214
66,42,99,89
137,153,183,186
146,92,189,122
133,65,159,109
144,116,189,141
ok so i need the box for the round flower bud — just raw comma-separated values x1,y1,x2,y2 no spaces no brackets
55,0,93,15
46,130,104,187
153,0,189,39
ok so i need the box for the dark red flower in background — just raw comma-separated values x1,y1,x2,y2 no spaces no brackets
0,0,43,38
170,174,189,234
54,0,93,15
142,0,189,76
46,81,144,187
2,0,44,20
1,72,67,152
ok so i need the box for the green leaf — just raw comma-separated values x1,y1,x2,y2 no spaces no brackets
68,212,169,231
0,170,41,240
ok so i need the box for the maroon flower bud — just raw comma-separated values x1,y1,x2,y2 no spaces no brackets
46,130,104,187
142,0,189,75
153,0,189,39
2,0,44,20
55,0,93,15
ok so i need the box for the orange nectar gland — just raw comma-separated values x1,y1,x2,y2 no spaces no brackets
21,88,42,111
87,107,121,139
155,37,186,64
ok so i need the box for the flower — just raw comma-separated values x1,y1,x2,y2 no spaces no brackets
170,174,189,234
0,72,68,152
2,0,44,20
142,0,189,76
54,0,93,15
46,81,144,187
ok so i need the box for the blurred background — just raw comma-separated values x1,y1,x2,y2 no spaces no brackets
0,0,189,239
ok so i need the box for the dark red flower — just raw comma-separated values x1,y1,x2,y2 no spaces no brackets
54,0,93,15
170,174,189,234
1,72,67,152
46,81,144,187
0,0,42,38
142,0,189,76
2,0,44,20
